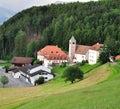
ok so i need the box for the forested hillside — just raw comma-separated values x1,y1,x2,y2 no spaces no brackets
0,0,120,59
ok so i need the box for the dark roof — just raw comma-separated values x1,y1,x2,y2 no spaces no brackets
8,66,19,71
19,65,52,77
12,68,20,73
19,65,39,75
11,57,34,64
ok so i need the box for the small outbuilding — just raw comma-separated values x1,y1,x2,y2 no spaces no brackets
11,57,34,67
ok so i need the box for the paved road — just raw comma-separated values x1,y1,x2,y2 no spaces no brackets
0,67,32,88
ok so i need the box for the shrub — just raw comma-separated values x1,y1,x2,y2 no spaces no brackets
60,62,67,68
4,66,9,73
34,60,43,65
35,76,44,85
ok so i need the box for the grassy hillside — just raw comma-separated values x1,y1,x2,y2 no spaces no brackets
0,63,115,109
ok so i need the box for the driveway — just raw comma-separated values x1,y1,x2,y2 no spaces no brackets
0,67,32,88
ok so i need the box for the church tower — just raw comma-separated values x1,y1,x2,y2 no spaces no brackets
69,36,76,62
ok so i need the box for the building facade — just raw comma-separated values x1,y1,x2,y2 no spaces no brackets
12,65,54,85
69,36,103,64
37,45,68,67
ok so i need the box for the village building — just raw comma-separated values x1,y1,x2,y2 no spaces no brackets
11,57,34,67
69,36,103,64
37,45,68,67
11,65,54,85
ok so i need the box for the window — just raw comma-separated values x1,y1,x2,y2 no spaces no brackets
44,77,48,79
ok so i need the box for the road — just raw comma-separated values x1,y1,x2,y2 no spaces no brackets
0,67,32,88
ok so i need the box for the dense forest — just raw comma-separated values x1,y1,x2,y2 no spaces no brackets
0,0,120,59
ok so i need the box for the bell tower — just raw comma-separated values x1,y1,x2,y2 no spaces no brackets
69,36,76,62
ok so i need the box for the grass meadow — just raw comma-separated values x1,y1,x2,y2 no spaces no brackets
0,63,120,109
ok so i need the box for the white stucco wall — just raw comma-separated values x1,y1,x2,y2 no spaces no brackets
74,54,86,63
30,73,54,85
37,55,44,61
44,58,68,67
88,50,98,64
14,72,21,78
12,72,21,78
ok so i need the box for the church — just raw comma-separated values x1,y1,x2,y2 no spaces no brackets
37,36,103,67
68,36,103,64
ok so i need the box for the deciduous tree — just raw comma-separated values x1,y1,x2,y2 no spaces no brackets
63,66,83,83
0,76,9,88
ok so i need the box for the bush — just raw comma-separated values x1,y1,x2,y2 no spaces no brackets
4,66,9,73
80,60,87,66
34,60,43,65
60,62,67,68
35,76,44,85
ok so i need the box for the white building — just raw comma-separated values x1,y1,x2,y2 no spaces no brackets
69,36,103,64
37,45,68,67
12,65,54,85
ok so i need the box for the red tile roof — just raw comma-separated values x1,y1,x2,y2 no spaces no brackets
91,43,103,51
75,45,91,54
115,55,120,60
37,45,68,60
75,43,103,54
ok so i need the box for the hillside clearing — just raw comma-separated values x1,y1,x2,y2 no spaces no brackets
0,64,110,109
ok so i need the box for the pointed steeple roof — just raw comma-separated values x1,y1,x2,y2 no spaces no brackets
70,36,76,42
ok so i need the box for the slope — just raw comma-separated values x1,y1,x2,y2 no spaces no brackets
0,63,111,109
18,62,120,109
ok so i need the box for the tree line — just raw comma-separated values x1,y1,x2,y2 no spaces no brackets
0,0,120,59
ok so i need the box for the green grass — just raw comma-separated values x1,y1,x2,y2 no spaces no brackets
0,61,11,67
15,78,120,109
13,63,120,109
51,63,101,82
80,62,101,73
1,63,120,109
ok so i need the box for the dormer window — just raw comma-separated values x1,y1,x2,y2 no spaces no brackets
51,51,53,53
56,51,58,53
